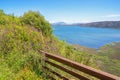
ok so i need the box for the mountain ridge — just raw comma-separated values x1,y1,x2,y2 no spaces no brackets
52,21,120,29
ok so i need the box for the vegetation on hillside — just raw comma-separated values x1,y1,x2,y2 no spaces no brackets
96,42,120,76
0,10,98,79
73,43,120,76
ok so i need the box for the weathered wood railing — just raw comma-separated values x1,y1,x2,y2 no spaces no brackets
40,50,120,80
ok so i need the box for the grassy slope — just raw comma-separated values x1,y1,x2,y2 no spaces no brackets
96,43,120,76
73,43,120,77
0,10,98,80
0,25,45,80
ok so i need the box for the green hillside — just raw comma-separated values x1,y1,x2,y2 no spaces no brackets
73,43,120,77
96,43,120,76
0,10,98,80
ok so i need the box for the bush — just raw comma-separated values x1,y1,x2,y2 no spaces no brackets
20,11,52,37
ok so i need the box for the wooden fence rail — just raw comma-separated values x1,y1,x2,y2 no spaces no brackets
40,50,120,80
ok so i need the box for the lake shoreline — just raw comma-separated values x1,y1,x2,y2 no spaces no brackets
52,25,120,30
53,26,120,49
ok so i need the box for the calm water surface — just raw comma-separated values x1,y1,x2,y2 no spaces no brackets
53,26,120,49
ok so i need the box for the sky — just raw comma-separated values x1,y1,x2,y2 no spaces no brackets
0,0,120,23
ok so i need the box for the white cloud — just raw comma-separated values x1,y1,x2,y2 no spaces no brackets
102,14,120,18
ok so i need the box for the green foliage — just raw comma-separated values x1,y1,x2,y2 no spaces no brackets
73,43,120,76
0,11,19,25
20,11,52,36
0,61,15,80
15,67,43,80
0,25,45,79
0,10,98,79
95,43,120,76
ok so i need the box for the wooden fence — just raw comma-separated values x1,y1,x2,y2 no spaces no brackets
40,50,120,80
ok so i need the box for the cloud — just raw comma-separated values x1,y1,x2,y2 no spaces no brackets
102,14,120,18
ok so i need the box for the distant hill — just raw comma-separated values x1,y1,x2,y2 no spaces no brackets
52,21,120,29
78,21,120,29
52,22,67,26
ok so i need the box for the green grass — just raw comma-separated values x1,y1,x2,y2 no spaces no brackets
96,43,120,76
0,10,98,79
73,43,120,76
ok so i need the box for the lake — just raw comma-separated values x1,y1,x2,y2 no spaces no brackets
53,26,120,49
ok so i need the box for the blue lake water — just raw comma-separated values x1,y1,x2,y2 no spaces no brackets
53,26,120,49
